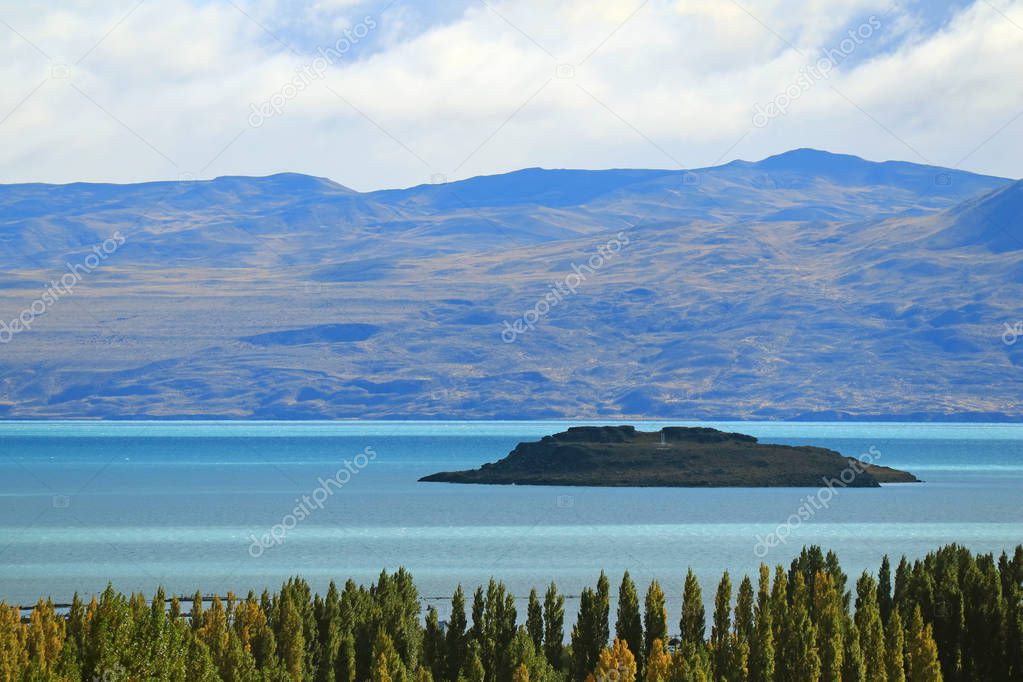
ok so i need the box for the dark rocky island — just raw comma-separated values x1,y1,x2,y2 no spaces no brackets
419,425,920,487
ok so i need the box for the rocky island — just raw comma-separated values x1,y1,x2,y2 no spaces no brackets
419,425,919,487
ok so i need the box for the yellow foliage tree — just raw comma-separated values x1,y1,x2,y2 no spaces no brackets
644,638,672,682
905,606,943,682
513,662,530,682
0,603,28,682
595,637,637,682
25,598,65,673
199,594,230,669
373,652,393,682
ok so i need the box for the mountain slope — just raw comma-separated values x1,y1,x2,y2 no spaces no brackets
0,149,1020,420
928,180,1023,252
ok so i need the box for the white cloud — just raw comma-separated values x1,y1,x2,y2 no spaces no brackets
0,0,1019,190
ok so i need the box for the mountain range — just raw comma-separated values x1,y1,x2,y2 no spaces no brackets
0,148,1020,420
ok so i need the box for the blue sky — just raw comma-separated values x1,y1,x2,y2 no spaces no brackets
0,0,1021,190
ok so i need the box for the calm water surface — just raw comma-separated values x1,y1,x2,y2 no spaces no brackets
1,421,1021,622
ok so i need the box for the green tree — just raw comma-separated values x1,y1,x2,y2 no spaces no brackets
471,588,486,651
769,565,788,649
615,572,643,676
962,556,1004,681
376,569,422,677
884,608,905,682
893,558,912,626
222,628,260,682
776,572,820,682
447,586,469,682
509,626,555,682
571,573,609,681
190,590,204,632
1001,551,1023,682
278,592,306,682
813,572,845,682
710,571,733,681
480,579,517,682
337,630,358,682
462,644,486,682
423,606,446,682
314,582,343,682
185,635,221,682
527,589,544,653
878,556,894,625
543,583,565,670
374,630,408,682
841,623,866,682
596,572,611,653
748,565,775,682
735,575,755,645
825,550,851,612
643,581,667,663
929,560,962,679
680,569,705,650
854,573,887,682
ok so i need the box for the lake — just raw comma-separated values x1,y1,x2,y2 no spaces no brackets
1,420,1021,624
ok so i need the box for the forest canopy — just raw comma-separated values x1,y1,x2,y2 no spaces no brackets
1,543,1019,682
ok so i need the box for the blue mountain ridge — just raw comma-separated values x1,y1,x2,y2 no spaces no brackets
0,149,1020,420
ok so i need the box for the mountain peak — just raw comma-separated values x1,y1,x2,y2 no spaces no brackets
755,148,870,170
209,172,354,193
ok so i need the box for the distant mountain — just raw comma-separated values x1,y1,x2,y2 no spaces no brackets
367,168,679,209
0,149,1020,420
0,149,1009,268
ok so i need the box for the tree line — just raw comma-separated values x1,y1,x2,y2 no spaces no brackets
0,543,1019,681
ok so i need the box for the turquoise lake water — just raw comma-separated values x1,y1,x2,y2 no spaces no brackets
0,421,1021,623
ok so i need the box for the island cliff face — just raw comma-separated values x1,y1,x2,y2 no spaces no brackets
419,425,920,487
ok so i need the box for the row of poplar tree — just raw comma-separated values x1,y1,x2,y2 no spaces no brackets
0,543,1020,682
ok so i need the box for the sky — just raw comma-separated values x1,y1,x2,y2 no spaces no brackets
0,0,1020,191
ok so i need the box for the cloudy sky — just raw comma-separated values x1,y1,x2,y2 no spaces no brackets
1,0,1020,190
